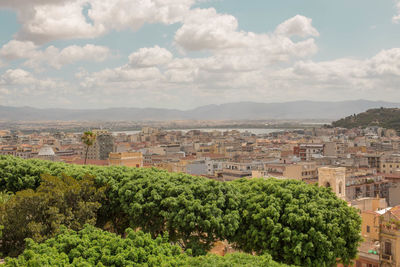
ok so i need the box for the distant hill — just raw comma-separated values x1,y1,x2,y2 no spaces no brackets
0,100,399,121
332,108,400,130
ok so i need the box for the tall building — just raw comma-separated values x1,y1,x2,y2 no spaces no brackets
86,130,114,160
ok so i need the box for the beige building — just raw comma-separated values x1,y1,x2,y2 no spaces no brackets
259,162,318,180
380,206,400,267
109,152,143,168
381,155,400,174
318,167,346,200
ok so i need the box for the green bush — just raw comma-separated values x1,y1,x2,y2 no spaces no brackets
5,225,290,267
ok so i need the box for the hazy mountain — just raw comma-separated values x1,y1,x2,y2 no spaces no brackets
0,100,399,121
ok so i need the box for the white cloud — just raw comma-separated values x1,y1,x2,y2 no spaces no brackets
0,40,37,60
369,48,400,76
0,69,37,85
0,40,111,69
2,0,400,109
128,46,173,68
175,8,246,51
0,68,80,107
174,11,319,65
73,45,400,108
2,0,195,44
393,1,400,23
14,0,104,44
275,15,319,38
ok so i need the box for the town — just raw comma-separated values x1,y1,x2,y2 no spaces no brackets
1,125,400,266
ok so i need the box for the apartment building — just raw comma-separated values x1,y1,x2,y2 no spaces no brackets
86,130,114,160
109,152,143,168
258,161,318,180
380,206,400,267
294,143,324,161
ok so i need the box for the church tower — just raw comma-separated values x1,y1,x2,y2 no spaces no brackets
318,167,346,200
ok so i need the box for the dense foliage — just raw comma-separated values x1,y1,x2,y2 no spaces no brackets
0,156,362,265
232,178,361,266
5,225,290,267
117,172,240,255
332,107,400,130
0,174,105,256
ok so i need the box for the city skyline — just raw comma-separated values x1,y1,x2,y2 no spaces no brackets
0,0,400,109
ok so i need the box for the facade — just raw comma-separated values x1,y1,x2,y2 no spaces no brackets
294,144,324,161
380,206,400,267
351,198,386,267
109,152,143,168
318,167,346,200
87,130,114,160
260,161,318,180
381,155,400,174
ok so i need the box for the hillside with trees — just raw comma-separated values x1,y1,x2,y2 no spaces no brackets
332,107,400,130
0,156,362,266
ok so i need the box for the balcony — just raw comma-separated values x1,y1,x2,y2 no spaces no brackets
381,254,393,262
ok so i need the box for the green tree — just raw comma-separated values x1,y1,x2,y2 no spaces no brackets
0,156,362,265
231,178,362,267
5,225,291,267
0,174,105,256
81,131,96,165
117,172,241,256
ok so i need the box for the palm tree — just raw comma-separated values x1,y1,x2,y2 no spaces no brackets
81,131,96,165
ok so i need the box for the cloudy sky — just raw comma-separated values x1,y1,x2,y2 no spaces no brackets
0,0,400,109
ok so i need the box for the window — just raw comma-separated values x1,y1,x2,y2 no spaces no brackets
385,241,392,255
367,225,370,233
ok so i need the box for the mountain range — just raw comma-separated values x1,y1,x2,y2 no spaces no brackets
1,100,399,121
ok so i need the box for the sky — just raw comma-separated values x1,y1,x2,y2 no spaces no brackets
0,0,400,110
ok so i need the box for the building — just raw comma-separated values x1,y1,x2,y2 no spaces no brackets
318,167,346,200
381,155,400,174
36,145,57,161
86,130,114,161
109,152,143,168
294,143,324,161
350,198,388,267
380,206,400,267
258,161,318,181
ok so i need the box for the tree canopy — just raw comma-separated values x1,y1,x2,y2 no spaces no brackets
232,178,361,266
0,174,105,256
5,225,291,267
0,156,362,265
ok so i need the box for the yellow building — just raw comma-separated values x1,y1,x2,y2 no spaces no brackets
381,156,400,174
109,152,143,168
361,210,380,241
380,206,400,267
